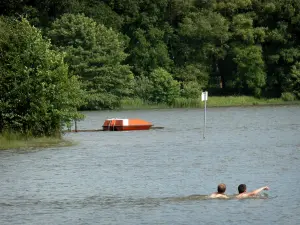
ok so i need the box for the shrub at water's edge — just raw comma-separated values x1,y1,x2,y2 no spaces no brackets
120,96,300,109
0,17,85,137
0,132,74,150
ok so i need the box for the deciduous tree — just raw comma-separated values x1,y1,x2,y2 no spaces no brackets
0,17,84,136
48,13,134,109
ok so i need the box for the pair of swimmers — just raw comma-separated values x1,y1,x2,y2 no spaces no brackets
209,183,269,199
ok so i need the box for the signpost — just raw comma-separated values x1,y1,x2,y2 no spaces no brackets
201,91,208,139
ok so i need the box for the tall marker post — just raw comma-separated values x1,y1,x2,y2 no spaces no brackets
201,91,208,139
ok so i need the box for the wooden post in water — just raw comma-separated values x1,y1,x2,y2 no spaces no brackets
75,120,78,132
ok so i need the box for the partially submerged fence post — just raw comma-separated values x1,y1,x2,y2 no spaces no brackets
75,120,78,132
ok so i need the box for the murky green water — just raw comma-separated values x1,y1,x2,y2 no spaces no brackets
1,106,300,225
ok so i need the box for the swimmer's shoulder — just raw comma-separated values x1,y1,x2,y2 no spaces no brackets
209,193,229,199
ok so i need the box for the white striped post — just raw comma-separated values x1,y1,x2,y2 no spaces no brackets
201,91,208,139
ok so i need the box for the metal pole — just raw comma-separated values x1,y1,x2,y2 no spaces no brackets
75,120,78,132
203,99,206,139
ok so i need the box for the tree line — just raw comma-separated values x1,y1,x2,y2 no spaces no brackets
1,0,300,136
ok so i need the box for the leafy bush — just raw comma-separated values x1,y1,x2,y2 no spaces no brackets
133,76,153,101
181,81,203,98
281,92,296,101
288,62,300,99
148,68,180,104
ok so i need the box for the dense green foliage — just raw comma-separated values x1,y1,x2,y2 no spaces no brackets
1,0,300,136
0,17,84,136
48,13,134,109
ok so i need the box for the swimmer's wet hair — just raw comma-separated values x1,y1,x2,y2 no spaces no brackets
218,183,226,193
238,184,247,193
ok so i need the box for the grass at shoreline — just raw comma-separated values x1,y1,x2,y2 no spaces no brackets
0,133,74,150
120,96,300,110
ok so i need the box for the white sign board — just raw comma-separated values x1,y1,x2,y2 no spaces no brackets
201,91,208,101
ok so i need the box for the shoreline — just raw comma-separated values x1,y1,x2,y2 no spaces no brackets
119,96,300,110
0,135,75,151
1,97,299,150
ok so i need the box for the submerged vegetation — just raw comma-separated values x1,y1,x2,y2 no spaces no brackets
1,0,300,149
0,132,74,150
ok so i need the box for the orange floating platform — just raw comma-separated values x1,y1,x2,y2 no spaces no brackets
102,118,153,131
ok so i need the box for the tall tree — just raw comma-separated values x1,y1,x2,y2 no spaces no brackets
0,17,84,136
0,0,84,26
228,13,267,96
105,0,175,76
179,9,230,91
48,13,134,109
254,0,300,97
285,62,300,98
128,27,173,76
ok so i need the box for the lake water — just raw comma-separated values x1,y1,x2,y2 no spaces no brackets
0,106,300,225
